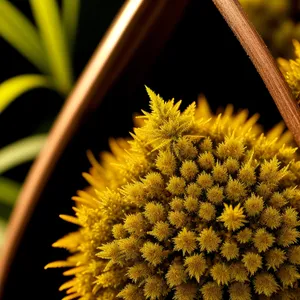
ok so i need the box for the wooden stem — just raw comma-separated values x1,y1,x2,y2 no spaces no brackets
212,0,300,147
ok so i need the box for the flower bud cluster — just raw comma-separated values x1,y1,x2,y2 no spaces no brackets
48,88,300,300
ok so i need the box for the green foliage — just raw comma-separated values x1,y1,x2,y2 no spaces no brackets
0,177,21,206
62,0,80,53
0,0,80,110
0,135,47,208
0,0,80,228
0,218,7,248
0,0,49,73
0,75,52,112
0,134,47,175
30,0,73,94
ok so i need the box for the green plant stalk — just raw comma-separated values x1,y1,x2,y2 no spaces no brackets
0,0,49,74
30,0,73,95
0,74,52,112
62,0,80,55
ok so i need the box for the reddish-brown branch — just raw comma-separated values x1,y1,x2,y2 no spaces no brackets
213,0,300,147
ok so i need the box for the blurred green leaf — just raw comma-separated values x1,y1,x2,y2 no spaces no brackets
30,0,73,95
0,177,21,206
0,0,49,73
0,134,47,175
0,74,52,112
62,0,80,54
0,218,7,248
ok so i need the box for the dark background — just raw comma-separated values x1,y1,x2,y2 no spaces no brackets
1,0,283,299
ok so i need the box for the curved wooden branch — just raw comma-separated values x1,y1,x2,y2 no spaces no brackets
0,0,189,295
212,0,300,147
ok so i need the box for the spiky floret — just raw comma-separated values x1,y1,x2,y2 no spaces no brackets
47,88,300,299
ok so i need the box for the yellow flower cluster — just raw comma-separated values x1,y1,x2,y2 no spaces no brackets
239,0,300,58
279,40,300,103
47,88,300,299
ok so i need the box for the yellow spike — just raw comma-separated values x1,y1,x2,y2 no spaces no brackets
77,190,95,202
66,287,77,294
150,138,172,152
231,109,248,127
62,293,81,300
267,122,285,140
45,261,76,269
223,104,234,118
109,138,129,157
243,113,260,131
86,150,103,173
59,280,76,291
59,215,80,225
196,94,212,119
71,196,98,208
277,131,294,146
82,172,103,190
63,266,85,276
52,232,81,250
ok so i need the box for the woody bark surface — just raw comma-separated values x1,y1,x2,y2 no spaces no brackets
213,0,300,147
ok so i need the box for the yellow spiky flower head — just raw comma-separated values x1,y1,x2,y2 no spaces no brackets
279,39,300,103
47,88,300,300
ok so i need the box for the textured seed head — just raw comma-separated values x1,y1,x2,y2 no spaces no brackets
173,228,197,255
197,172,213,189
180,160,199,181
140,242,166,266
199,202,216,222
277,264,300,287
236,228,252,244
260,207,282,229
218,203,247,231
210,263,231,285
254,273,279,297
212,163,228,183
144,202,165,224
242,252,263,275
183,196,198,212
148,221,172,242
229,282,251,300
166,261,187,288
265,248,286,270
206,185,224,205
144,276,168,299
220,240,239,260
253,228,275,252
198,227,221,253
201,282,223,300
49,89,300,299
229,262,248,283
167,176,186,195
184,254,207,282
156,149,177,176
244,194,264,216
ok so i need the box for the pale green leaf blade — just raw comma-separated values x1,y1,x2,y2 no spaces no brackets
0,0,48,73
0,134,47,175
0,177,21,206
0,74,52,112
62,0,80,54
30,0,73,95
